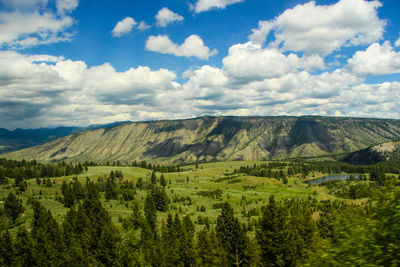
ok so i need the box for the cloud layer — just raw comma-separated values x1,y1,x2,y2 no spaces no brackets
1,0,400,129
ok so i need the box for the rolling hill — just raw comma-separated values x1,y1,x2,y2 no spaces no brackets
344,140,400,164
4,116,400,164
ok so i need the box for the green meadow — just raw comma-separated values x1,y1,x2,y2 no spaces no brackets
1,161,361,232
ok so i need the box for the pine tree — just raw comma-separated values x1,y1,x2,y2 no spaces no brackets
0,230,15,266
216,202,247,266
140,221,157,265
257,195,293,266
160,174,167,189
151,171,157,184
162,213,181,265
105,177,118,200
63,183,75,207
151,186,169,212
144,192,157,231
85,179,99,199
31,201,65,266
73,179,85,200
4,192,24,224
205,229,228,266
130,202,144,229
96,224,120,266
182,214,196,266
14,227,35,266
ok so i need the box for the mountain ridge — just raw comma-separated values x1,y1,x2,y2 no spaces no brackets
3,116,400,164
0,121,132,154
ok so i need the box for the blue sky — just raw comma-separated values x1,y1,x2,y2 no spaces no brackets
0,0,400,129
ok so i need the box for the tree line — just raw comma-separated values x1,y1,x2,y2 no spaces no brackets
0,158,85,184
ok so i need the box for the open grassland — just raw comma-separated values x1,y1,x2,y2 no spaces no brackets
1,160,369,235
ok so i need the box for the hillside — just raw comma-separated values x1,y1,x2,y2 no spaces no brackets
0,127,78,154
344,140,400,164
4,116,400,164
0,121,132,154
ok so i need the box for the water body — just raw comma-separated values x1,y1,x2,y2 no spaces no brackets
304,174,359,184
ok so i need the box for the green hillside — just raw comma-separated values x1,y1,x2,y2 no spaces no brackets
344,140,400,164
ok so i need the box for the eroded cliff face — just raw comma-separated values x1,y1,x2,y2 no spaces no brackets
5,116,400,164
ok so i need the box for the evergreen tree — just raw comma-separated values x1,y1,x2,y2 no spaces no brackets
196,228,228,266
14,175,27,191
182,214,196,266
162,213,181,265
14,227,35,266
127,202,144,229
105,177,118,200
257,195,306,266
85,179,99,199
216,202,247,266
144,192,157,231
31,201,65,266
136,177,144,189
45,178,52,187
4,192,24,224
151,186,169,212
78,198,120,265
96,224,120,266
73,179,85,200
140,221,157,265
151,171,157,184
0,230,15,266
160,174,167,189
63,183,75,207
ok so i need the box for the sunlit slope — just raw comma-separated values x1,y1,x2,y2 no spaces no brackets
5,116,400,163
344,140,400,164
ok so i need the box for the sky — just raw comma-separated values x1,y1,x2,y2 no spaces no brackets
1,0,400,129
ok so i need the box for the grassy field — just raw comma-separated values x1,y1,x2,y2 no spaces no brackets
1,161,366,234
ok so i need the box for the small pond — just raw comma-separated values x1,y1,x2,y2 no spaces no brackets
304,174,360,184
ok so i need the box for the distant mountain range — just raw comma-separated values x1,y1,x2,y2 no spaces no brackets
3,116,400,164
0,121,131,154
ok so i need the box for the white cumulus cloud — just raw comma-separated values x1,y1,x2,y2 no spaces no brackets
222,42,295,81
249,0,385,56
0,51,180,128
190,0,244,13
395,36,400,47
221,42,325,82
348,41,400,76
0,0,48,10
138,21,150,31
112,17,137,37
155,7,183,27
146,34,217,60
0,0,77,48
56,0,79,14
